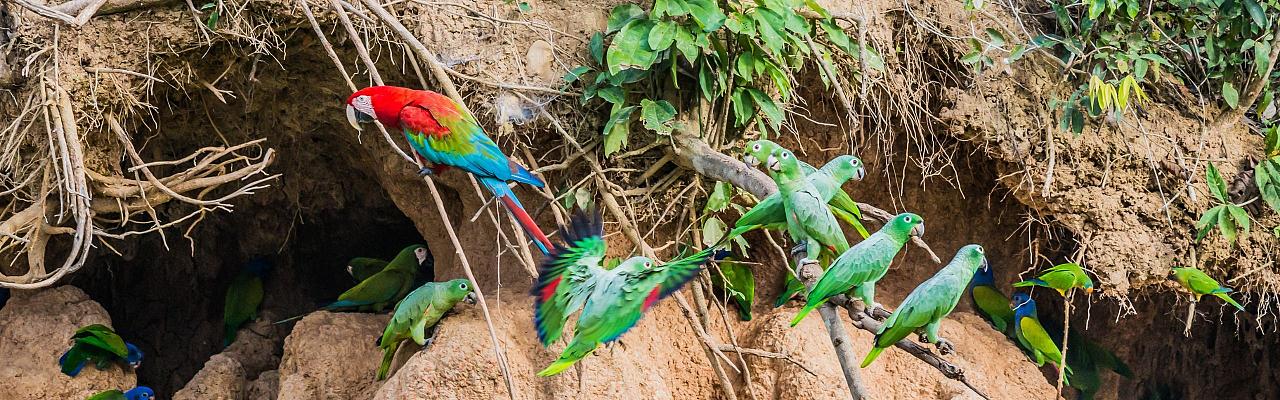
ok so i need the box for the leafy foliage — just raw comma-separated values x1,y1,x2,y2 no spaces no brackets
567,0,877,155
985,0,1280,132
710,257,755,320
1257,125,1280,214
1196,163,1252,246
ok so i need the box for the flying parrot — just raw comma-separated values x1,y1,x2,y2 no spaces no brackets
1168,266,1245,311
1064,329,1133,400
347,257,389,282
790,212,924,327
59,324,143,377
1010,292,1070,380
276,245,431,324
738,139,868,235
861,244,988,367
344,86,553,254
1013,262,1095,296
224,257,270,347
85,387,155,400
376,278,478,380
969,261,1015,335
531,209,746,376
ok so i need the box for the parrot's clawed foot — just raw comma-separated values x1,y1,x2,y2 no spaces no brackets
417,166,435,177
423,338,434,347
789,244,807,259
935,338,954,355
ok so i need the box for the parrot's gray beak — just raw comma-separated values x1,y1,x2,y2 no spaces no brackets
463,292,478,304
130,361,142,368
911,223,925,237
766,154,780,172
415,250,429,265
346,265,353,276
345,105,364,131
743,154,758,166
853,166,866,181
980,257,990,272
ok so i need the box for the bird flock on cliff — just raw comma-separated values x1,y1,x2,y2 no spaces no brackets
40,85,1248,399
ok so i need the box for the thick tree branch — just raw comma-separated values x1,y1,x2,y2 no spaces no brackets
796,260,868,399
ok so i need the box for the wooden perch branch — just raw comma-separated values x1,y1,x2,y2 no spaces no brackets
796,260,868,399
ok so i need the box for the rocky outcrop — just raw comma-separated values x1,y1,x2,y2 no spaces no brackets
0,286,136,399
277,311,388,399
173,354,247,400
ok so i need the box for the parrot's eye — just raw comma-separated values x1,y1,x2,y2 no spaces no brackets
644,261,652,269
752,143,761,151
781,152,790,159
460,282,468,290
849,159,860,166
976,247,984,254
904,216,913,223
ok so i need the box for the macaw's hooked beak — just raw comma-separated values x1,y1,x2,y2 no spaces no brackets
345,105,365,132
766,154,781,172
463,292,478,304
911,223,925,238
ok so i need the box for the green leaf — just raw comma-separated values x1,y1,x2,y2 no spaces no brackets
752,10,786,55
1256,41,1272,77
859,45,886,72
648,21,677,50
685,0,726,32
803,0,831,18
1196,206,1224,241
1134,58,1149,80
607,20,659,75
1223,82,1240,109
1124,0,1138,19
746,88,784,130
1088,0,1106,20
736,51,755,79
961,51,983,65
663,0,690,17
705,181,732,212
598,86,625,104
606,4,646,33
206,10,220,29
1245,0,1267,28
965,0,985,10
702,217,727,246
1206,162,1229,203
821,20,852,53
1228,204,1251,240
1217,207,1238,245
1008,44,1028,63
699,62,716,101
985,28,1005,47
674,25,700,64
589,33,605,65
603,105,637,156
563,66,592,84
1266,126,1280,156
711,259,755,321
517,1,531,12
731,88,755,127
1069,105,1085,135
764,60,792,100
640,99,677,134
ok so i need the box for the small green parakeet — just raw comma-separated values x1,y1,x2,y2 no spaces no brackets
85,387,154,400
531,209,744,376
1168,267,1244,311
1011,292,1071,380
376,278,477,380
861,244,988,367
1013,262,1095,296
1065,329,1133,400
223,257,270,347
323,245,429,312
59,324,143,377
790,213,924,327
347,257,389,282
969,261,1014,335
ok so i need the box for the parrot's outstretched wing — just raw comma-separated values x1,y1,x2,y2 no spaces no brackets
611,247,719,343
827,191,869,238
73,325,128,358
791,189,850,254
532,210,606,346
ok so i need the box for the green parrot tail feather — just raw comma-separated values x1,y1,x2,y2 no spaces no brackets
774,277,805,308
1012,278,1047,288
376,347,395,381
789,302,822,327
1215,292,1245,311
860,347,886,368
537,358,579,377
223,324,237,348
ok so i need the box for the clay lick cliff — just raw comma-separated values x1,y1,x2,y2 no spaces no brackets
0,0,1278,399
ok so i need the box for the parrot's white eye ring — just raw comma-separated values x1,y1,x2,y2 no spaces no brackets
352,95,375,116
904,216,913,223
976,246,984,254
781,152,790,159
752,143,761,151
461,282,468,290
644,261,652,269
850,159,860,166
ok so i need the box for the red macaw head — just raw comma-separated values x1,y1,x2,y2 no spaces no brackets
345,86,418,131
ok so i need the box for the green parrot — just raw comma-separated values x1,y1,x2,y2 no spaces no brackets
347,257,389,282
769,147,849,258
861,244,988,367
85,387,154,400
738,139,868,236
1013,262,1095,296
1168,266,1244,311
790,212,924,327
1010,292,1071,381
276,245,430,324
531,209,743,376
376,278,478,380
1064,329,1133,400
224,257,270,347
969,261,1015,335
59,324,143,377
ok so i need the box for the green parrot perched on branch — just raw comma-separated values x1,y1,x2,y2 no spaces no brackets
347,257,389,282
376,278,477,380
1168,266,1245,311
531,209,748,376
1011,292,1071,381
861,244,988,367
738,139,868,236
1014,262,1095,296
790,212,924,327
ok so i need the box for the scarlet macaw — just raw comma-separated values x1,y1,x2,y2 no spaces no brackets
345,86,552,254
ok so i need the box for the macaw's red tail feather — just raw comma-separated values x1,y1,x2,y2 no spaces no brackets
500,195,552,255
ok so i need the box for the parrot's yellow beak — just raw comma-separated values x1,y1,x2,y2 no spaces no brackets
1085,287,1095,295
345,105,364,132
